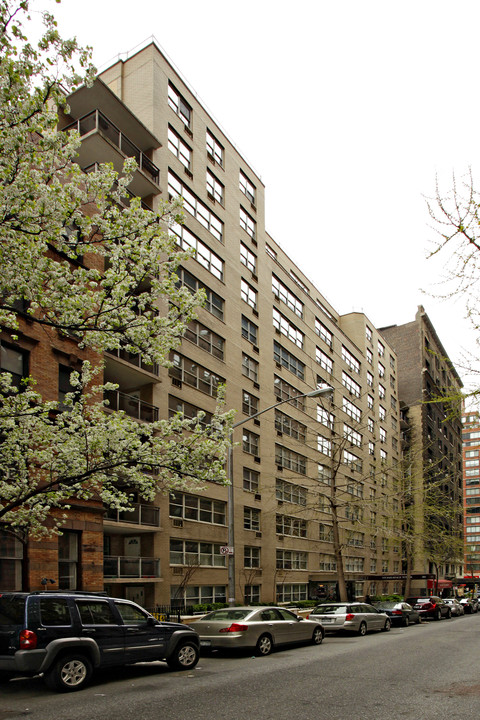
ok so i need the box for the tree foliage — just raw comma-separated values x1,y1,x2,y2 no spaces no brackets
0,1,233,537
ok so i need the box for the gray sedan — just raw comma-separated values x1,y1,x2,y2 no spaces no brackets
192,606,324,655
308,602,391,636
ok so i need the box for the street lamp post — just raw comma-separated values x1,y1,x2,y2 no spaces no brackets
226,384,334,606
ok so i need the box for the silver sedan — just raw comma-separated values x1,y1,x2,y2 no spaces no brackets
308,602,391,635
192,606,325,655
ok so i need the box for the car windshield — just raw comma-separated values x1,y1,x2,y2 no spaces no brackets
313,605,348,614
373,601,396,609
201,609,251,621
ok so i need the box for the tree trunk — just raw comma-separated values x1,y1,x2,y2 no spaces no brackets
331,506,348,601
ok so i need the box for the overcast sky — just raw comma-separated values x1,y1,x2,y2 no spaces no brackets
30,0,480,391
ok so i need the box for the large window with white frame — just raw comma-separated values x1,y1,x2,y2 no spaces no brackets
343,397,361,422
243,468,259,493
169,492,226,525
171,585,226,606
342,371,361,397
240,206,256,239
275,410,307,442
168,83,192,127
273,341,305,380
274,376,305,409
168,172,223,242
318,434,332,457
342,346,361,374
169,539,226,567
184,319,224,359
276,584,308,603
344,423,362,447
273,308,304,349
242,315,258,345
315,318,333,348
275,444,307,475
167,125,192,170
206,169,224,204
171,222,224,280
317,405,334,429
275,478,307,505
206,129,224,166
241,279,257,310
316,347,333,374
242,353,259,382
276,514,307,538
240,243,257,274
176,267,224,320
244,546,260,568
276,549,307,570
239,170,256,204
242,390,258,417
244,507,260,531
243,429,259,457
272,275,304,318
169,352,224,396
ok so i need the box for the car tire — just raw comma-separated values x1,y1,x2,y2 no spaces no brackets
403,616,410,627
446,609,452,619
311,626,324,645
256,634,273,656
382,619,391,632
415,616,421,624
357,622,367,636
166,642,199,671
434,610,441,621
44,654,92,692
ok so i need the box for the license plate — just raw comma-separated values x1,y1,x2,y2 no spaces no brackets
200,640,211,646
321,618,334,623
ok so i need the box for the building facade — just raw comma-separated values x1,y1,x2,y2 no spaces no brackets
462,410,480,580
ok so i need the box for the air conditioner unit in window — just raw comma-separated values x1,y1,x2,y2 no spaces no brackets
171,378,182,388
255,531,262,538
172,518,183,528
254,493,261,501
173,567,184,575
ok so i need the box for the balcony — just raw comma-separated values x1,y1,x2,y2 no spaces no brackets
104,555,160,579
105,347,160,392
104,388,159,422
63,109,160,198
105,503,160,530
84,163,152,210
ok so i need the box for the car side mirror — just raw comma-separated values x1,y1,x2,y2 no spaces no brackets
147,616,157,626
297,616,304,621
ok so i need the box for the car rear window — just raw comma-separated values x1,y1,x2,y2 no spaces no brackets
202,609,251,621
313,605,348,614
0,596,25,626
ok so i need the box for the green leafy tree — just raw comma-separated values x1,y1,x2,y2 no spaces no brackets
0,1,233,538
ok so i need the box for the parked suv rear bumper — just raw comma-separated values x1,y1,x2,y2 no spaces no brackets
0,649,47,674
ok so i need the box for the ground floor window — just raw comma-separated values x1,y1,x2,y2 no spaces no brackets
170,585,226,606
244,585,260,604
0,533,23,590
276,583,307,603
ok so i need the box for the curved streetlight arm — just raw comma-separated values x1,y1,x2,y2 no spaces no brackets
231,385,334,430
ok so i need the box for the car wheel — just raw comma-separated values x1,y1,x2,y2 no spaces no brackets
415,616,421,624
403,616,410,627
446,609,452,619
311,626,324,645
382,619,391,632
167,642,199,671
434,610,441,621
256,634,273,656
357,622,367,636
44,654,92,692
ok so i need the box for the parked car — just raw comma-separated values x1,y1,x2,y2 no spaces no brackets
192,606,324,655
308,602,391,636
372,601,421,626
405,596,451,620
443,598,464,616
458,597,478,614
0,591,200,692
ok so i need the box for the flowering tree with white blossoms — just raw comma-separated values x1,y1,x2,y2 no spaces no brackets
0,0,234,538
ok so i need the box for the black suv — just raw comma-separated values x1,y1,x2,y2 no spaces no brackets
0,591,200,692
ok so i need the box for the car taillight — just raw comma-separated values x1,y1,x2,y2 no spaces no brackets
345,613,355,621
392,610,403,616
423,603,433,610
219,623,248,633
19,629,37,650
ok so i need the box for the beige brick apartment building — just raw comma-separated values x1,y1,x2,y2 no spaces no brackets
2,42,461,607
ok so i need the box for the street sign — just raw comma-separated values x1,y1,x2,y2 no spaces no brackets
220,546,234,555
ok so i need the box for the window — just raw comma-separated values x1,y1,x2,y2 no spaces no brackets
275,410,306,442
347,531,365,547
343,449,362,472
239,170,256,204
316,347,333,374
379,384,386,400
76,600,115,625
289,271,309,294
343,397,361,422
275,444,307,475
242,353,259,382
171,222,224,280
242,390,258,416
366,348,373,365
241,279,257,310
40,598,72,625
240,206,256,239
378,362,385,378
274,376,305,409
318,435,332,457
367,394,374,409
342,346,360,374
241,315,258,345
379,427,387,444
244,507,260,531
366,371,374,387
318,464,332,485
185,319,224,359
317,405,334,429
276,478,307,505
344,423,362,447
169,353,224,396
342,371,361,397
274,341,305,380
206,129,224,167
345,557,364,572
378,340,385,358
170,539,226,567
240,243,257,274
168,83,192,127
379,405,386,421
276,583,308,603
243,429,259,456
58,531,79,590
167,125,191,169
58,364,79,410
266,244,277,260
273,308,304,348
369,441,375,455
368,417,374,433
168,396,213,427
168,172,223,242
0,532,23,591
319,555,337,571
176,267,224,320
366,326,372,342
319,523,333,542
276,514,307,537
0,342,28,391
244,546,260,568
276,549,307,570
171,585,226,606
315,318,333,348
272,275,304,318
347,480,364,498
206,169,224,204
243,468,259,493
169,492,226,525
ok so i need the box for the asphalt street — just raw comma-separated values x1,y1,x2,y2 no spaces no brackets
1,613,480,720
